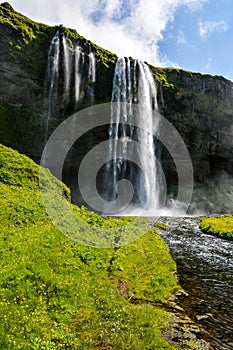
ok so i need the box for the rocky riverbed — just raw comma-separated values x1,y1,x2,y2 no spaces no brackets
153,217,233,350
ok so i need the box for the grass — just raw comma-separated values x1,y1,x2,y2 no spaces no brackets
200,216,233,240
0,143,185,349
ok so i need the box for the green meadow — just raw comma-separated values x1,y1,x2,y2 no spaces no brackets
0,143,184,349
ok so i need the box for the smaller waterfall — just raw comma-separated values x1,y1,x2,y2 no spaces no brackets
87,48,96,103
62,34,71,101
106,57,160,214
88,51,96,83
44,33,97,142
44,31,60,140
74,45,85,107
47,31,60,98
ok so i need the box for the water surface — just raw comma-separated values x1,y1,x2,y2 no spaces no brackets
154,217,233,350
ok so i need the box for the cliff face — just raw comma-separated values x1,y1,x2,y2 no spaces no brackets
0,2,233,206
154,68,233,183
0,2,116,159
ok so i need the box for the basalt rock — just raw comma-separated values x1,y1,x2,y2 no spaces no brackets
154,68,233,183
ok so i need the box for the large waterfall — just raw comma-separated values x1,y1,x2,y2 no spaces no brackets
106,57,161,214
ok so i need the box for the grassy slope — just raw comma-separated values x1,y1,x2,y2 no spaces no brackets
0,143,183,350
200,216,233,240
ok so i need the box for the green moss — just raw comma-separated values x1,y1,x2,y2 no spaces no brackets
109,229,180,302
0,2,116,79
149,66,201,100
200,216,233,240
201,94,232,116
0,2,47,44
153,222,168,230
60,25,117,66
0,143,185,349
150,67,176,89
0,99,44,156
0,3,57,76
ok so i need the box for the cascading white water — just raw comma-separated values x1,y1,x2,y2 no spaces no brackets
74,46,85,106
44,31,72,139
88,51,96,83
87,49,96,104
62,34,71,101
75,45,96,107
44,34,97,140
108,57,132,200
137,61,160,210
44,31,60,140
47,31,60,99
107,57,160,213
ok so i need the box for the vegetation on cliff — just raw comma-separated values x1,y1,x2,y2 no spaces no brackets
200,216,233,240
0,2,116,76
0,143,191,349
0,2,117,155
1,1,210,103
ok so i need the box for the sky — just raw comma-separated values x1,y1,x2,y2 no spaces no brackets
8,0,233,81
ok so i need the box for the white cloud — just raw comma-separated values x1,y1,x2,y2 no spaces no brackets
205,56,212,70
199,19,229,39
10,0,207,66
177,30,186,45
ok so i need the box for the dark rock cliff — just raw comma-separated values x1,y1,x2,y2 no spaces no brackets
0,2,233,210
154,68,233,183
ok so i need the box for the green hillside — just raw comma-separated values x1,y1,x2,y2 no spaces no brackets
0,143,190,349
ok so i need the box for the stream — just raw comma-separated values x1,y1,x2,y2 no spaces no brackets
154,217,233,350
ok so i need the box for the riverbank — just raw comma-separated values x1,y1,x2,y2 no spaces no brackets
155,216,233,350
200,216,233,240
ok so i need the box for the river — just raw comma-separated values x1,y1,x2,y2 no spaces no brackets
154,217,233,350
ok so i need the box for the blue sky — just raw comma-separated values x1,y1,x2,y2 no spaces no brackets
159,0,233,80
9,0,233,81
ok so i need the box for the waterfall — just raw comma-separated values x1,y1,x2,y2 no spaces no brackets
44,31,60,140
137,61,160,210
88,51,96,83
108,57,132,199
44,31,72,139
87,49,96,103
106,57,160,214
75,45,85,107
44,33,97,140
62,34,71,101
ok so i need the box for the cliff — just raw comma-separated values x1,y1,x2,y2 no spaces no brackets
0,2,233,210
0,2,116,160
